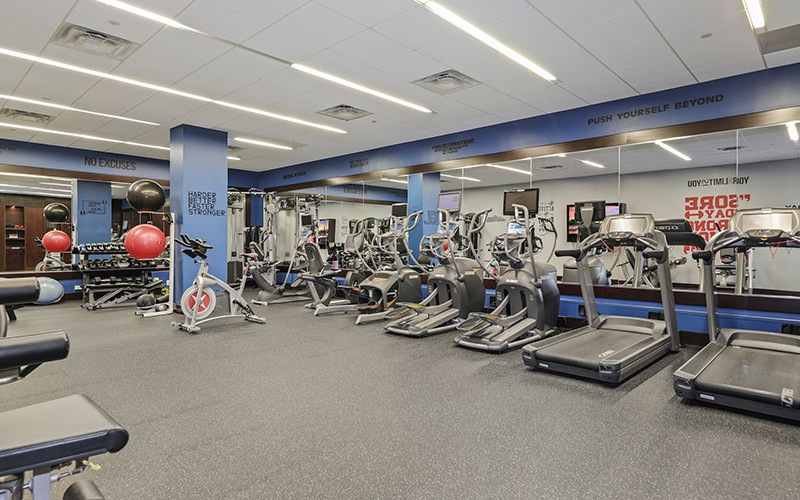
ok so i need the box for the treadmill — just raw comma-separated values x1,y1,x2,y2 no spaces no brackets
522,213,680,384
673,207,800,421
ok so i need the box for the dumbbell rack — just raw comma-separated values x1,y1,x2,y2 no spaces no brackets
78,242,166,311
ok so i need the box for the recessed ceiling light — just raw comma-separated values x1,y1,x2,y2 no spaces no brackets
441,173,481,182
537,153,566,158
96,0,432,114
743,0,765,30
383,178,408,185
0,47,346,134
0,183,72,193
486,163,532,175
227,156,241,161
0,121,170,151
579,160,605,169
234,137,293,151
40,181,72,187
787,121,799,142
654,140,692,161
0,93,159,126
414,0,556,82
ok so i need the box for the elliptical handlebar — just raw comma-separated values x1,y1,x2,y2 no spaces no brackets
404,210,423,233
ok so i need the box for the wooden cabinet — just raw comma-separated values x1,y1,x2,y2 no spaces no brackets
4,206,26,271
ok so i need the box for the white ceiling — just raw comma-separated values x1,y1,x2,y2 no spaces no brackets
0,0,799,175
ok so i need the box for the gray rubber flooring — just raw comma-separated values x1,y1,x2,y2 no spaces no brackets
4,295,800,499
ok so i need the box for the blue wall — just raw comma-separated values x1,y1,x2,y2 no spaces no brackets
73,180,112,253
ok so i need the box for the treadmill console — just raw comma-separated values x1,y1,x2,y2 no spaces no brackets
745,228,785,242
731,208,800,236
600,214,655,237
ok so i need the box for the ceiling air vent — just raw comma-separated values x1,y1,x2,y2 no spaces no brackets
413,70,480,95
537,164,564,171
0,107,55,124
50,22,139,60
317,104,373,121
227,145,243,154
716,145,751,153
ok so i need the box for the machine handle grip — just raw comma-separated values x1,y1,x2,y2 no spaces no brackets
692,249,713,262
642,248,666,261
555,249,581,258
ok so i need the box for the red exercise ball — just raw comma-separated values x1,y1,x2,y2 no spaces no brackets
41,230,71,253
125,224,166,260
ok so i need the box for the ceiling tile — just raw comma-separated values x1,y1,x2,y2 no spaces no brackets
593,36,677,71
535,0,639,31
0,58,34,95
113,28,231,86
270,2,367,47
374,51,447,82
692,56,765,82
314,0,416,27
30,133,83,149
662,10,755,54
430,0,532,26
125,93,210,125
0,0,74,54
630,72,698,94
374,6,463,50
49,113,113,133
15,64,102,104
329,30,412,68
568,9,662,53
579,86,638,105
71,79,159,117
614,55,689,84
207,0,307,26
176,0,265,43
39,43,121,74
678,37,763,74
244,27,323,62
641,0,746,33
445,85,530,117
174,48,286,100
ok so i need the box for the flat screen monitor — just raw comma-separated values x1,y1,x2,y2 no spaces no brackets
391,203,408,217
122,220,129,230
438,192,461,212
507,221,526,235
566,202,625,242
300,213,313,227
503,188,539,216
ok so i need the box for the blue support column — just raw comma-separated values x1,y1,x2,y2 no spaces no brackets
170,125,228,303
72,180,111,259
407,172,440,259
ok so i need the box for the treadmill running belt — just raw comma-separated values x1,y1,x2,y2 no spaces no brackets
536,328,659,370
695,346,800,408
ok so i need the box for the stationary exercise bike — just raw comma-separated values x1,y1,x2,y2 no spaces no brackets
172,234,265,334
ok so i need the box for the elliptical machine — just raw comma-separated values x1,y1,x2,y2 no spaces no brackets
385,195,490,338
454,200,560,353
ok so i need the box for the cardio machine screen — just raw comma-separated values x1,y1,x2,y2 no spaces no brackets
438,192,462,212
566,202,624,242
507,222,526,235
503,188,539,216
391,203,408,217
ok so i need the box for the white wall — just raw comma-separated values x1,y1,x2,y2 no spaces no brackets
458,158,800,292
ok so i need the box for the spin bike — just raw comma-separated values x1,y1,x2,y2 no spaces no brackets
172,234,265,334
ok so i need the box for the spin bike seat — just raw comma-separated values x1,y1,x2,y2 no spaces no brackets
0,394,129,476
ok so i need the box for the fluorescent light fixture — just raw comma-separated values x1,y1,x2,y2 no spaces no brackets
227,156,241,161
414,0,556,82
40,181,72,187
654,140,691,161
0,172,71,181
787,121,799,142
234,137,294,151
96,1,431,114
291,64,431,113
0,121,169,151
0,47,346,134
0,188,70,198
0,94,159,126
536,153,566,159
579,160,605,169
383,178,409,184
441,173,481,182
486,163,532,176
0,183,72,193
743,0,765,29
96,0,198,32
